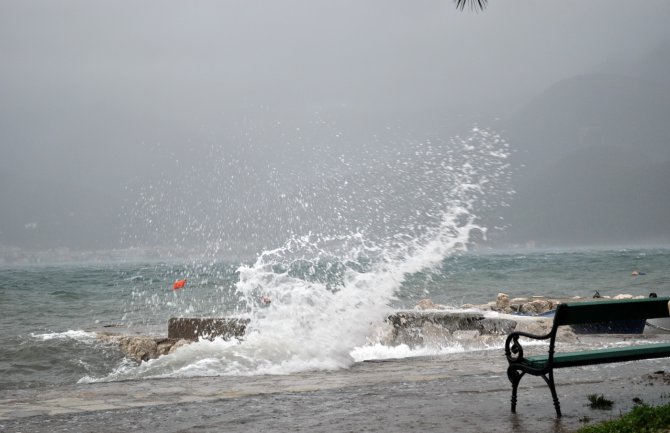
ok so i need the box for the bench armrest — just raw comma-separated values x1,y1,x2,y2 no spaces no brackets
505,330,553,363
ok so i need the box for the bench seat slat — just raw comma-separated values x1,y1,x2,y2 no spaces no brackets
524,342,670,369
558,298,670,325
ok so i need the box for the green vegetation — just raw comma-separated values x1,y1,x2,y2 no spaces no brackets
576,402,670,433
587,394,614,410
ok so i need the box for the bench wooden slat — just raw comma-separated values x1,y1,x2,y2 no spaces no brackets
556,297,670,325
524,342,670,369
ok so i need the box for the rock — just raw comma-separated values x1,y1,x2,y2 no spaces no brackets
96,333,120,345
156,338,181,356
520,299,553,315
98,334,191,363
511,297,529,304
519,303,535,315
495,293,511,313
168,338,193,354
117,336,158,363
416,299,446,310
167,318,249,341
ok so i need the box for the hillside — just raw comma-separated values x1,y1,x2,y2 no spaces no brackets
493,71,670,247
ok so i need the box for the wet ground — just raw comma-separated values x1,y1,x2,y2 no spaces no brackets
2,335,670,433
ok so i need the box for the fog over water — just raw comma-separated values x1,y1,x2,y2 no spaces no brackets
1,1,669,257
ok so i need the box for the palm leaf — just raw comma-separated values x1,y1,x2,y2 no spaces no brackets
455,0,488,11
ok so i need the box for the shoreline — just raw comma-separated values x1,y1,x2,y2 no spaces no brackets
94,293,644,364
3,294,670,432
2,334,670,432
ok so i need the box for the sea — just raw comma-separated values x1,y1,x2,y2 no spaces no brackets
1,246,668,391
1,127,668,394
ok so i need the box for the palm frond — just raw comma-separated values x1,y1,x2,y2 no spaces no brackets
455,0,488,11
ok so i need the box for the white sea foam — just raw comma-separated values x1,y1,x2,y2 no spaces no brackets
92,127,512,382
31,329,97,342
350,343,473,362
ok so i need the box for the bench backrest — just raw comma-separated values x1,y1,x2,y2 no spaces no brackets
554,297,670,326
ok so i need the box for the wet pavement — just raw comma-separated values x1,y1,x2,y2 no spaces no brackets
2,336,670,433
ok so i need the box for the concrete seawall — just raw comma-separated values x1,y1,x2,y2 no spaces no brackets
167,317,250,341
106,292,603,363
105,293,619,362
108,311,534,363
166,312,518,341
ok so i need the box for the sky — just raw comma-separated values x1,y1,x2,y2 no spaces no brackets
1,0,669,256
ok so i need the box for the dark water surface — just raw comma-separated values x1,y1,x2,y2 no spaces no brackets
0,247,668,390
2,341,670,433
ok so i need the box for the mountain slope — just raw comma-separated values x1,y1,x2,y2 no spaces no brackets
494,72,670,247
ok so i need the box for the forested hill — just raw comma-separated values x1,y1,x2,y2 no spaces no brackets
493,47,670,247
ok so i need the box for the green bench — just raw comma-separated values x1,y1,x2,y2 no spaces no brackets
505,297,670,417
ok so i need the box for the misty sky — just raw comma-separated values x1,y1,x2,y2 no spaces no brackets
1,0,669,253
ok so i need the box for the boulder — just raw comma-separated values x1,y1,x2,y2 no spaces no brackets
117,336,158,363
416,299,446,310
168,338,193,354
156,338,181,356
495,293,511,313
98,334,191,363
511,297,529,304
520,299,554,315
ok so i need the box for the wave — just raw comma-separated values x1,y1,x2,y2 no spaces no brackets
90,127,512,382
30,329,97,342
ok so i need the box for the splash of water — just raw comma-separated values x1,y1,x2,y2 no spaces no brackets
98,127,511,381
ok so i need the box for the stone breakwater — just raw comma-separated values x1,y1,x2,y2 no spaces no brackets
97,335,189,363
105,292,642,363
167,317,250,341
383,311,518,349
97,318,250,363
99,313,558,364
486,292,646,315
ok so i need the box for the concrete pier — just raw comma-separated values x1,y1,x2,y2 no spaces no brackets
167,317,249,341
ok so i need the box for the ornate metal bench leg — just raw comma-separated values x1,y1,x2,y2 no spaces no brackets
507,367,524,413
542,371,562,417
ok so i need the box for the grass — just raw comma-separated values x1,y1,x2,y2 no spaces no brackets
576,401,670,433
587,394,614,410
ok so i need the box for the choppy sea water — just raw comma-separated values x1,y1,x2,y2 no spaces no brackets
0,247,668,390
1,128,668,392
